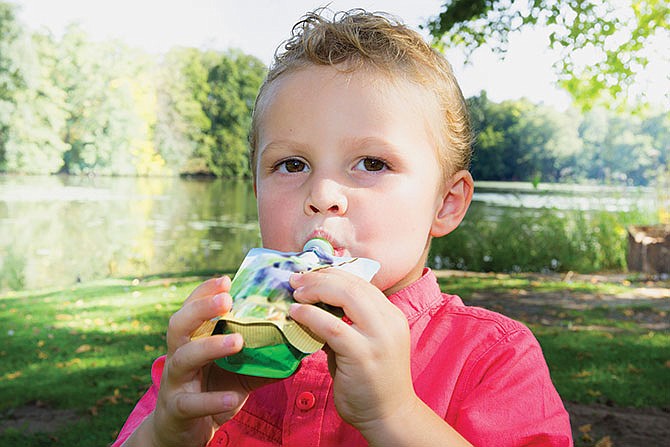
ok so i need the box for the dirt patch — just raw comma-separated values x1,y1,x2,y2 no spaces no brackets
0,401,79,435
567,402,670,447
437,270,670,331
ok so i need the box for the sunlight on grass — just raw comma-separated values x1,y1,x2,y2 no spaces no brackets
1,272,668,445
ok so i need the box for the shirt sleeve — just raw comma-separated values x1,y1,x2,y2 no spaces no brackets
452,327,573,447
110,356,165,447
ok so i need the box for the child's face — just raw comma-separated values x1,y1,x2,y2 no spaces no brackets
254,65,451,294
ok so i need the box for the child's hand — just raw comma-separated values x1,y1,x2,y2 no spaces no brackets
149,277,274,447
288,269,418,437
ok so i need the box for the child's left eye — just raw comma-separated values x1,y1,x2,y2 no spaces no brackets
354,158,387,172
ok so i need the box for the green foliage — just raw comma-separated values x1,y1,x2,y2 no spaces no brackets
429,202,654,273
578,108,668,184
155,47,216,175
204,51,266,178
2,0,666,182
0,2,265,177
153,48,266,177
426,0,670,110
468,92,668,185
56,27,163,175
1,33,69,174
0,1,66,173
468,92,583,182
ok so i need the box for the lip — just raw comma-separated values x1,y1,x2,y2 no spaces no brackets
306,229,347,256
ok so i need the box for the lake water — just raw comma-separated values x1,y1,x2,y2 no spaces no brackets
0,175,662,291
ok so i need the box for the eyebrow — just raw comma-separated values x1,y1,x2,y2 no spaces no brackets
342,136,401,154
258,140,311,159
259,136,401,160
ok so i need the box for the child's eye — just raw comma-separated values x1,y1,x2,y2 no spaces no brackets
275,158,309,173
354,157,388,172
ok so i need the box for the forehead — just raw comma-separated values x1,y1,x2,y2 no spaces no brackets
254,65,442,154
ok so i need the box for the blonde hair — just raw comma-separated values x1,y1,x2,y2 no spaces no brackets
249,8,473,177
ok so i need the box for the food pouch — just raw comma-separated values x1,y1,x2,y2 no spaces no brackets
191,238,380,378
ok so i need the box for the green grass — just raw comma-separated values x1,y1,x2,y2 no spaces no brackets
0,275,218,446
439,274,670,408
536,324,668,407
1,272,668,445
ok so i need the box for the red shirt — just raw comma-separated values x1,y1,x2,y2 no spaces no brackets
113,269,572,446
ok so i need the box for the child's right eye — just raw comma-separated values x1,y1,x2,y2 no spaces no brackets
275,159,309,173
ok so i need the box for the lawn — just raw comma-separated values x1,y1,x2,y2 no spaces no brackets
0,271,668,446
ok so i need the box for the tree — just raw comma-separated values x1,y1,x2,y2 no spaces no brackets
468,92,582,183
425,0,670,110
155,48,265,178
3,32,69,174
155,47,216,175
579,107,664,184
56,25,162,175
0,1,28,170
204,51,266,178
0,2,68,173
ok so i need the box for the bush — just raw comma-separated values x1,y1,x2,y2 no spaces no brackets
429,205,652,273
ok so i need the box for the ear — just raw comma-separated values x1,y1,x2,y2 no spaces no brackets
430,170,474,238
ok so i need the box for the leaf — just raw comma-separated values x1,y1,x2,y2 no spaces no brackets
595,436,613,447
4,371,22,380
578,424,592,433
573,369,594,379
75,344,92,353
627,363,643,374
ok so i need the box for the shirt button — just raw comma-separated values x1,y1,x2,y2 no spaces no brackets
211,429,228,446
296,391,316,411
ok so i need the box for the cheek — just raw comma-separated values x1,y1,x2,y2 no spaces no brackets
375,184,437,232
257,192,299,249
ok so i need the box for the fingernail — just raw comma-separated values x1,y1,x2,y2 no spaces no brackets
222,393,237,409
224,333,241,349
212,293,223,307
289,303,302,316
216,275,230,288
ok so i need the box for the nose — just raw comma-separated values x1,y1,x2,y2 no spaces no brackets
304,177,348,216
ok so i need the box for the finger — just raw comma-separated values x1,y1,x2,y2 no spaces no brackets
172,389,247,421
168,333,243,383
183,276,232,305
167,293,233,356
289,302,362,354
290,269,392,332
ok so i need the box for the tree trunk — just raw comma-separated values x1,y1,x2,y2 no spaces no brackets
627,225,670,274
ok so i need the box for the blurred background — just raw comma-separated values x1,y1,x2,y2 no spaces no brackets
1,0,668,291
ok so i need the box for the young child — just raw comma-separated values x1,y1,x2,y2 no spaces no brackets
113,9,572,447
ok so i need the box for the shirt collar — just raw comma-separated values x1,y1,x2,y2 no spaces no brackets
387,268,455,322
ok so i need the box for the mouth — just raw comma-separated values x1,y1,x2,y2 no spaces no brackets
306,230,348,257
